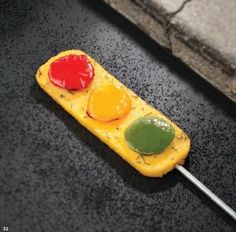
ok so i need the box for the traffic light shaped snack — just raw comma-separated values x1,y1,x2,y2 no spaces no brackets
36,50,190,177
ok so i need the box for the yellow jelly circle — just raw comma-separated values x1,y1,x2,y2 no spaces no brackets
86,85,131,122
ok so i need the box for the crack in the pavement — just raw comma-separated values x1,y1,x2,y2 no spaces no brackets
131,0,192,50
168,0,192,17
166,0,192,53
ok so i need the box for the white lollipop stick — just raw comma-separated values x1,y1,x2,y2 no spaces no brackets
175,165,236,221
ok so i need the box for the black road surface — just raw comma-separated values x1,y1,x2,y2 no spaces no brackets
0,0,236,231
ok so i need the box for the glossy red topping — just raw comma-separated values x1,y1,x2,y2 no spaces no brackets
48,54,95,90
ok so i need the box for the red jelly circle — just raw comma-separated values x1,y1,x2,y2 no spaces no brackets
48,54,95,90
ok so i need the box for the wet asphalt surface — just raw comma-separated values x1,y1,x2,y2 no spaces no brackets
0,0,236,231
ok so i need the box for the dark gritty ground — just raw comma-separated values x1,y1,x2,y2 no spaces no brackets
0,0,236,231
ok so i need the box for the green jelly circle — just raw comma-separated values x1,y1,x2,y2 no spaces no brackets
124,116,175,154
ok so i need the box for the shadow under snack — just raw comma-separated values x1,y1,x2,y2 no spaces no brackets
32,83,179,194
32,64,235,228
31,2,236,222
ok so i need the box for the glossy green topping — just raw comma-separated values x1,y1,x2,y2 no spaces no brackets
124,116,175,154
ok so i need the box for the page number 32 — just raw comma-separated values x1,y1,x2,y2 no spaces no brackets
3,227,8,231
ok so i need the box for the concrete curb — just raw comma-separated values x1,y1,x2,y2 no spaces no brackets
101,0,236,102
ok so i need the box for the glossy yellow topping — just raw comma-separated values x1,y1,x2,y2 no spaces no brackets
87,85,131,122
36,50,191,177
